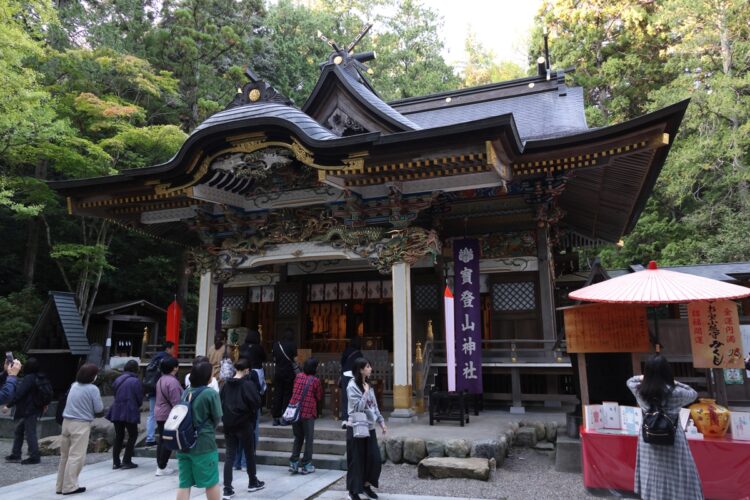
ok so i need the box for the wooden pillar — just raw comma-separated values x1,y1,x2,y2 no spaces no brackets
510,367,525,414
536,226,557,343
196,272,218,356
578,353,590,406
390,262,415,421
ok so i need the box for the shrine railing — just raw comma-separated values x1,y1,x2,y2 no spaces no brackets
432,338,568,364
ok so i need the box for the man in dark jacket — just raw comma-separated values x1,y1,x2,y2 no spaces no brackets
220,357,264,498
5,357,43,464
145,341,174,446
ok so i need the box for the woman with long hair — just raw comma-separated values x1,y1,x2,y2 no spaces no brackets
346,357,386,500
106,359,143,469
56,363,104,495
626,353,702,500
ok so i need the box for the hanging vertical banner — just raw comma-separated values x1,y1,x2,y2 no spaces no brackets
166,299,182,358
688,300,743,369
453,238,483,393
444,286,456,392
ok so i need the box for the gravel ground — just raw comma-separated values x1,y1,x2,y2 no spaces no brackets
325,447,595,500
0,438,110,487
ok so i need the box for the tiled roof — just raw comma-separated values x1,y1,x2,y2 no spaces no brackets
192,102,338,141
335,66,421,131
50,292,89,355
401,87,588,142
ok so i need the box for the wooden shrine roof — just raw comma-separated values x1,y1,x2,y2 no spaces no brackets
48,54,689,248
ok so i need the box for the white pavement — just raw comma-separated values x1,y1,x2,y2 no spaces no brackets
0,460,344,499
316,493,486,500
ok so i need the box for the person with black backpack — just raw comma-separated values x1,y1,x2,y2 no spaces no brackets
220,357,264,499
143,341,174,446
626,353,703,500
5,357,50,464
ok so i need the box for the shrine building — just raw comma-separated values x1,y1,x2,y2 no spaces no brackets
50,44,688,416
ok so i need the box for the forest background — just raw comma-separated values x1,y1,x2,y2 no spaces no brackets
1,0,747,352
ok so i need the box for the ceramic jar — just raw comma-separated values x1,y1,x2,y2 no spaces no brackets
689,398,730,437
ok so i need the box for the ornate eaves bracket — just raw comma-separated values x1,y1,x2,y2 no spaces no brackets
154,135,368,196
188,225,441,277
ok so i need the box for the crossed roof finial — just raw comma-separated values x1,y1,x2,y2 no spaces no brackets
317,23,374,65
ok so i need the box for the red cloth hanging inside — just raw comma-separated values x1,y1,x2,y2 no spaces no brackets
166,300,181,358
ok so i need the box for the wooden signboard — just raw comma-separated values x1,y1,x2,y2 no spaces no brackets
687,300,743,369
562,303,650,353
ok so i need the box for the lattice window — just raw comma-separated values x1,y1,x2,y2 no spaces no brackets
223,295,246,309
492,282,535,311
414,284,439,311
277,290,299,317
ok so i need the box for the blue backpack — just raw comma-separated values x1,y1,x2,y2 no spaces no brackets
162,387,207,452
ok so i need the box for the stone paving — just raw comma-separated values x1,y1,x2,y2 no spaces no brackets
0,459,344,499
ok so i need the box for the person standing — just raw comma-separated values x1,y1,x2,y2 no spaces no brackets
0,358,22,405
346,357,386,500
207,334,226,382
288,358,322,475
220,357,264,499
339,336,363,427
144,341,174,446
272,329,297,426
107,360,143,469
5,357,44,464
154,356,181,476
176,361,223,500
185,355,220,392
235,330,266,471
56,363,104,496
626,354,703,500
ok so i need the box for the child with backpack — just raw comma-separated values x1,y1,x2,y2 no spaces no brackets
5,357,50,465
173,361,223,500
287,358,322,475
220,357,264,499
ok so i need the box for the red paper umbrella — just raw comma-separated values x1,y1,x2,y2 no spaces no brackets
166,299,181,358
569,261,750,304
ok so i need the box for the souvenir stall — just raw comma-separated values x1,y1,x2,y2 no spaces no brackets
566,262,750,499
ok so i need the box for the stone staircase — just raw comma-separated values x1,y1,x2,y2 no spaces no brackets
135,421,348,471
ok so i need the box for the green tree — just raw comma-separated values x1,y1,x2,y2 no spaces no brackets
145,0,271,131
534,0,673,127
369,0,461,100
463,31,526,87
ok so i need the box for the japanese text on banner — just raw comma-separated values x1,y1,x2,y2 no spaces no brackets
687,300,743,369
453,238,483,393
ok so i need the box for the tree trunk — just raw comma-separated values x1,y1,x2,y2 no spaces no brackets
22,161,48,286
23,218,41,287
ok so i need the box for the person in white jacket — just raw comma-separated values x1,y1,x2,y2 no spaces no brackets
345,357,386,500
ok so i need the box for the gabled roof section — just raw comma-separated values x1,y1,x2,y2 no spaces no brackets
303,62,420,134
25,292,90,356
91,299,167,316
391,70,588,142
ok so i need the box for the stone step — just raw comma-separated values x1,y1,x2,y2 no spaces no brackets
214,434,347,455
258,424,347,441
133,446,348,471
